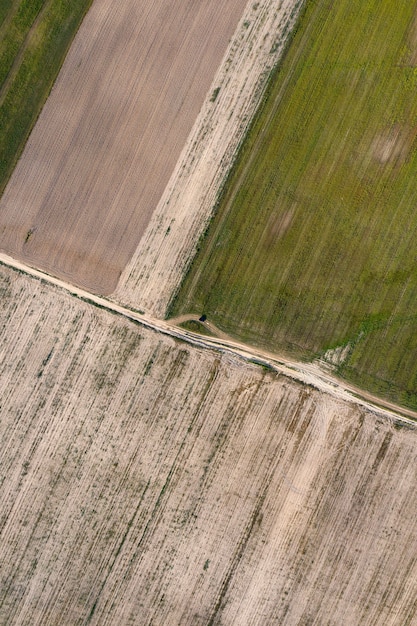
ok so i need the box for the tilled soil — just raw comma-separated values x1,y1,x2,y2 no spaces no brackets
1,264,417,625
0,0,247,294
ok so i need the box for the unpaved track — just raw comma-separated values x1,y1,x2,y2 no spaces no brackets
1,251,415,427
169,313,231,341
0,0,248,294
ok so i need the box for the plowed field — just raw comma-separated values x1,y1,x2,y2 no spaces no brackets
1,263,417,625
0,0,247,294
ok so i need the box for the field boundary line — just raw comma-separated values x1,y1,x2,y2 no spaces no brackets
114,0,306,316
1,251,415,428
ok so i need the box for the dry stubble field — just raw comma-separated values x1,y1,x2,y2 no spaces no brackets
0,0,247,294
1,263,417,625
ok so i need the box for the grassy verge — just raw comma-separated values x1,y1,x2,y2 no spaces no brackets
179,320,214,337
170,0,417,409
0,0,94,196
0,0,15,27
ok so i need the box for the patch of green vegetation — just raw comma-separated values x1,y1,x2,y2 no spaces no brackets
0,0,15,27
0,0,94,196
0,0,45,86
171,0,417,408
339,316,417,409
179,320,214,337
210,86,220,103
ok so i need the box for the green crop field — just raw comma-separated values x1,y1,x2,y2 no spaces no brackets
170,0,417,410
0,0,93,195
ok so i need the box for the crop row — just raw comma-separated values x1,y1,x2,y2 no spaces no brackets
1,264,417,624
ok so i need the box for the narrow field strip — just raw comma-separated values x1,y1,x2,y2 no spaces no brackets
113,0,305,315
0,0,93,195
0,0,47,96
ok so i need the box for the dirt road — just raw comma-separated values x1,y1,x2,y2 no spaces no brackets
1,251,415,427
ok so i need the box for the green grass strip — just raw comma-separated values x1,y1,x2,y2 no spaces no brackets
0,0,46,88
0,0,93,196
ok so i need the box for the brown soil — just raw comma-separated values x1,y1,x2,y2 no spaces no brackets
114,0,303,316
0,0,247,294
371,124,417,165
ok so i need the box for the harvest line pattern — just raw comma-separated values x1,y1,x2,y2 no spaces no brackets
1,260,417,624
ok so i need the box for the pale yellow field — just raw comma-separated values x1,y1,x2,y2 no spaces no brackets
1,263,417,625
0,0,247,294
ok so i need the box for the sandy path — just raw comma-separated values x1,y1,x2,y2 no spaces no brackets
168,313,231,341
1,251,415,427
113,0,305,315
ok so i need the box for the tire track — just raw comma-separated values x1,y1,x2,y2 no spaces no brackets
0,251,416,427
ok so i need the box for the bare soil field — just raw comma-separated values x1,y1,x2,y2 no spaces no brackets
0,0,247,294
1,263,417,625
114,0,305,316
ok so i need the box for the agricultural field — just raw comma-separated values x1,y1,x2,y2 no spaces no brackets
1,0,417,622
1,263,417,625
0,0,93,194
0,0,248,294
170,0,417,410
114,0,305,315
